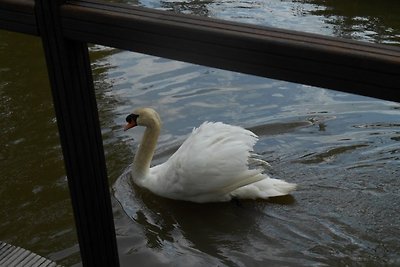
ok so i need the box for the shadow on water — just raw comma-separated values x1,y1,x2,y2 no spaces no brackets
0,30,81,266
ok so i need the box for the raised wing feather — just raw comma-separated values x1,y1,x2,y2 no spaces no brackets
150,122,265,202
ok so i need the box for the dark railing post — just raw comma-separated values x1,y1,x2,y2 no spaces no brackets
35,0,120,266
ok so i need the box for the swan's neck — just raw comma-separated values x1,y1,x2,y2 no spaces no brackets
132,124,160,181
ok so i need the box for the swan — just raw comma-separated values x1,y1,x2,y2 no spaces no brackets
124,107,296,203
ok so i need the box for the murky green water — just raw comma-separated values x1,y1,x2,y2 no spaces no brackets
1,0,400,266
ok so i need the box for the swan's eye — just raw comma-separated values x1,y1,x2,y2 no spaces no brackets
126,114,139,123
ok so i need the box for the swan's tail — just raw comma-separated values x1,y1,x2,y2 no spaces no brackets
231,176,297,199
268,178,297,196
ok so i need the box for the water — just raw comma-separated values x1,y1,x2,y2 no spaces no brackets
1,0,400,266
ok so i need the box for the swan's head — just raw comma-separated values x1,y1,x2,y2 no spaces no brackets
124,107,161,131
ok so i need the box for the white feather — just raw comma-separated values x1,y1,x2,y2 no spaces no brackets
129,108,296,203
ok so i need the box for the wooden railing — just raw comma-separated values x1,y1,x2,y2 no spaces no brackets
2,0,400,101
1,0,400,266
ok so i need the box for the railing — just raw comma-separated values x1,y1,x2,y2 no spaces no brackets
1,0,400,266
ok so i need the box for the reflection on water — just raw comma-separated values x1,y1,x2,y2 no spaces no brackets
307,0,400,44
114,170,299,266
1,0,400,266
130,0,400,45
0,31,80,265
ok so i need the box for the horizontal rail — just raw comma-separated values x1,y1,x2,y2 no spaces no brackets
1,0,400,102
0,0,37,35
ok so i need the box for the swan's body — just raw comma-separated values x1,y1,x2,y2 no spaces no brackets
125,108,296,203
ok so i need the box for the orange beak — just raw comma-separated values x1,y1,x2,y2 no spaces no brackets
124,121,137,131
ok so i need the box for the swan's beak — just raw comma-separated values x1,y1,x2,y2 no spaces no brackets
124,121,136,131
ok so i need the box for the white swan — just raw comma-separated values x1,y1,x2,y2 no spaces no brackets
124,107,296,203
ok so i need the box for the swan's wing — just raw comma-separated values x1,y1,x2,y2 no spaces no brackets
154,122,265,201
231,177,297,199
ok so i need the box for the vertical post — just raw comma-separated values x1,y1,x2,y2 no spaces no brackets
35,0,120,266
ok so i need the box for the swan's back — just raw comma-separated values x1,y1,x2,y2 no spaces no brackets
147,122,271,202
